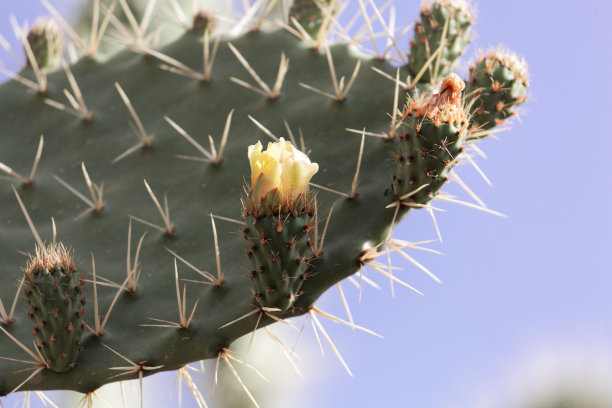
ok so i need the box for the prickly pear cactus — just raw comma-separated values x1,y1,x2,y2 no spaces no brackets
0,0,528,403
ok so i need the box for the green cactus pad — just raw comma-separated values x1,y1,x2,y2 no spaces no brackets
465,49,529,131
0,29,414,393
408,0,473,85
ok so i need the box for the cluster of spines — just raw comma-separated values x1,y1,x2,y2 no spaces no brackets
23,243,85,373
408,0,473,84
391,74,469,205
465,49,529,131
243,197,316,312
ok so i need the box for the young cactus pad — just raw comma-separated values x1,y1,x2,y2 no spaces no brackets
0,0,528,398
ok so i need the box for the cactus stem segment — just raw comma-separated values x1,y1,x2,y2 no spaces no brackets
228,43,289,100
299,45,361,102
0,135,44,186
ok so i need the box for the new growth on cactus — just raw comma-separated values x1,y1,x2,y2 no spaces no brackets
24,243,85,373
0,0,529,405
244,139,319,311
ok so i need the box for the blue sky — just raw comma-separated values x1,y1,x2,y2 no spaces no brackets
1,1,611,407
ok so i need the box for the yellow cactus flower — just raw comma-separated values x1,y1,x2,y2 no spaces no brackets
248,138,318,207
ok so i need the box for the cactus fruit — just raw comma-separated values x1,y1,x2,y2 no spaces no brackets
408,0,473,85
0,0,529,403
465,49,529,131
23,244,85,373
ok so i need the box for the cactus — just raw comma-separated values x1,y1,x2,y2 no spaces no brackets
23,243,86,373
465,48,529,131
407,0,473,85
0,0,528,404
25,19,64,70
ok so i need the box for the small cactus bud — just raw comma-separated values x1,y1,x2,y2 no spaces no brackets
191,11,216,36
392,74,469,203
289,0,332,38
408,0,473,84
23,243,85,373
26,19,63,69
465,48,529,131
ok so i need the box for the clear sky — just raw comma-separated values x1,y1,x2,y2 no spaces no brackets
1,1,611,407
